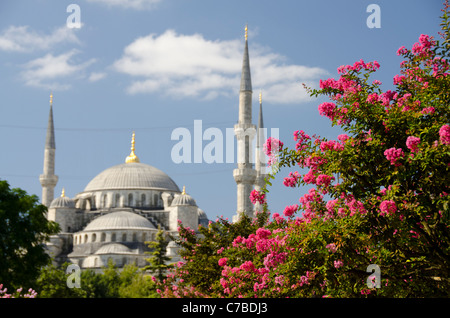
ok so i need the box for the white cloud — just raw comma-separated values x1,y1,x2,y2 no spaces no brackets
113,30,328,104
20,50,96,90
86,0,161,10
0,25,81,53
88,72,107,82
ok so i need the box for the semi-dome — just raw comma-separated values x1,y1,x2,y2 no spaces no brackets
83,162,180,192
84,211,155,231
95,243,134,255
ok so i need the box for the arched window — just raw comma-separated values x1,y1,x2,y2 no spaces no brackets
154,194,159,206
101,233,106,242
111,233,116,242
84,234,88,243
128,193,133,206
122,233,127,242
101,194,107,208
92,233,96,242
142,233,147,242
141,194,146,207
115,194,120,207
132,233,137,242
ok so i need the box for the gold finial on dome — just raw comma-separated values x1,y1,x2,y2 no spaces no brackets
259,90,262,105
50,92,53,106
61,188,65,197
245,24,248,41
182,185,186,195
125,131,140,163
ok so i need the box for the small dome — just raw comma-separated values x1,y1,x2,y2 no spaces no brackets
84,211,155,231
50,189,75,208
171,193,197,207
95,243,134,255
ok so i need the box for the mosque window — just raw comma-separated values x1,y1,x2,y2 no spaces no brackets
115,194,120,207
142,233,147,242
128,193,133,206
122,233,127,241
132,233,137,242
101,233,106,242
102,194,107,208
84,234,88,243
92,233,96,242
111,233,116,242
141,194,146,206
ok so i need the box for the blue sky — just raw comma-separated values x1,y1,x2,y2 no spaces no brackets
0,0,443,221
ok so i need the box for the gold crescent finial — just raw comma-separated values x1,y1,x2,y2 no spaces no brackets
50,92,53,106
125,131,140,163
61,188,65,197
259,90,262,104
245,24,248,41
182,185,186,195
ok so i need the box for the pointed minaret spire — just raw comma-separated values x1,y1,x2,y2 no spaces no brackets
254,90,267,213
233,24,257,222
40,93,58,208
240,24,252,95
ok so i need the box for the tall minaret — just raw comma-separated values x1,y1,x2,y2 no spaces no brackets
233,25,257,221
254,90,267,213
39,93,58,207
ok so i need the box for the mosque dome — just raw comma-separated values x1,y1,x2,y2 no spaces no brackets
83,211,155,231
83,162,180,193
50,188,75,208
171,186,197,207
83,132,180,193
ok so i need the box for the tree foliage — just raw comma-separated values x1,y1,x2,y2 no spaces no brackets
158,3,450,298
0,179,59,290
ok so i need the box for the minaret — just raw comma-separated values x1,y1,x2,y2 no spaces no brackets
233,25,257,221
40,93,58,207
254,90,267,213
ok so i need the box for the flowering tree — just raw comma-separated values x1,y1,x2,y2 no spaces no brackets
159,4,450,298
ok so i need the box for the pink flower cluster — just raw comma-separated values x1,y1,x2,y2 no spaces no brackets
0,284,37,298
283,204,299,217
320,140,344,152
384,147,405,166
293,130,311,151
379,200,397,217
337,59,380,74
250,189,266,205
439,124,450,145
283,171,301,187
412,34,435,57
406,136,421,153
264,137,283,156
318,102,336,119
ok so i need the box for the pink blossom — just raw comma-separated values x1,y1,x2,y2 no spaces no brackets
380,200,397,216
366,93,380,104
326,243,337,253
250,189,266,205
337,134,349,142
439,124,450,145
256,228,272,239
283,204,299,217
397,46,408,56
264,137,283,156
218,258,228,267
334,260,343,269
318,102,336,119
406,136,421,153
283,171,301,187
384,147,405,166
316,174,335,188
421,107,435,115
